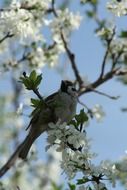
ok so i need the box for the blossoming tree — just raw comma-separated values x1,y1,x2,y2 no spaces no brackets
0,0,127,190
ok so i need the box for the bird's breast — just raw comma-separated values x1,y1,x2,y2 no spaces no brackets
54,93,77,123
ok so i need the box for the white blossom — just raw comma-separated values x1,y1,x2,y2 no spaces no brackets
47,120,93,179
92,104,105,122
19,0,51,10
50,8,82,41
107,0,127,17
110,38,127,55
0,9,36,40
96,23,115,39
116,156,127,172
90,161,117,188
16,103,23,114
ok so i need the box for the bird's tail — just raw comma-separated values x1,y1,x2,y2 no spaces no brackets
18,132,37,159
0,131,40,178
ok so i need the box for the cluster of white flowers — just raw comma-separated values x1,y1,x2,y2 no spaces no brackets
47,120,91,179
47,120,87,152
110,38,127,55
19,0,51,10
92,104,105,122
107,0,127,17
0,8,37,40
0,0,82,70
46,120,118,189
96,24,115,40
91,161,116,187
49,8,82,43
0,0,51,43
27,47,46,68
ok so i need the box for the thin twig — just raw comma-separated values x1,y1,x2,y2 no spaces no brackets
111,50,123,70
51,0,57,17
79,67,120,96
78,99,93,118
89,88,120,100
33,89,43,100
99,27,116,78
60,32,84,87
0,32,14,43
18,53,31,63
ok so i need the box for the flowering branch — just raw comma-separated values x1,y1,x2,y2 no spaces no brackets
51,0,84,88
60,32,84,87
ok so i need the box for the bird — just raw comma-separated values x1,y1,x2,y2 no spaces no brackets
0,80,78,177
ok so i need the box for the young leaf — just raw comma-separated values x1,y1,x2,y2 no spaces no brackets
77,178,90,185
29,70,37,81
75,109,88,125
31,98,41,107
20,70,43,90
120,30,127,38
68,183,76,190
68,119,77,128
34,74,42,87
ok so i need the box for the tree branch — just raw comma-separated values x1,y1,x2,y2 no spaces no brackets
60,32,84,87
99,28,116,78
79,67,120,96
0,32,14,43
51,0,84,88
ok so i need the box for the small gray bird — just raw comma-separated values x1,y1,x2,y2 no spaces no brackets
0,80,77,177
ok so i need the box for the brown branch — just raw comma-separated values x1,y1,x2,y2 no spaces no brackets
60,32,84,87
78,99,94,118
18,52,31,63
33,89,43,100
51,0,57,17
0,32,14,44
111,50,123,70
99,27,116,79
51,0,84,87
79,67,120,96
50,0,126,99
90,88,120,99
51,1,83,85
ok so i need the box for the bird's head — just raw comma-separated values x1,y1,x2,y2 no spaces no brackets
60,80,77,97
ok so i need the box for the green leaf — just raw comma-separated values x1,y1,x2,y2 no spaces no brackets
34,74,42,87
86,11,95,18
68,183,76,190
31,98,41,107
51,182,63,190
77,178,90,185
19,70,43,90
29,70,37,81
75,109,88,125
20,76,33,90
69,119,77,127
120,30,127,38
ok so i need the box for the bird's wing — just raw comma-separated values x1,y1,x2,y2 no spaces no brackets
45,92,58,103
